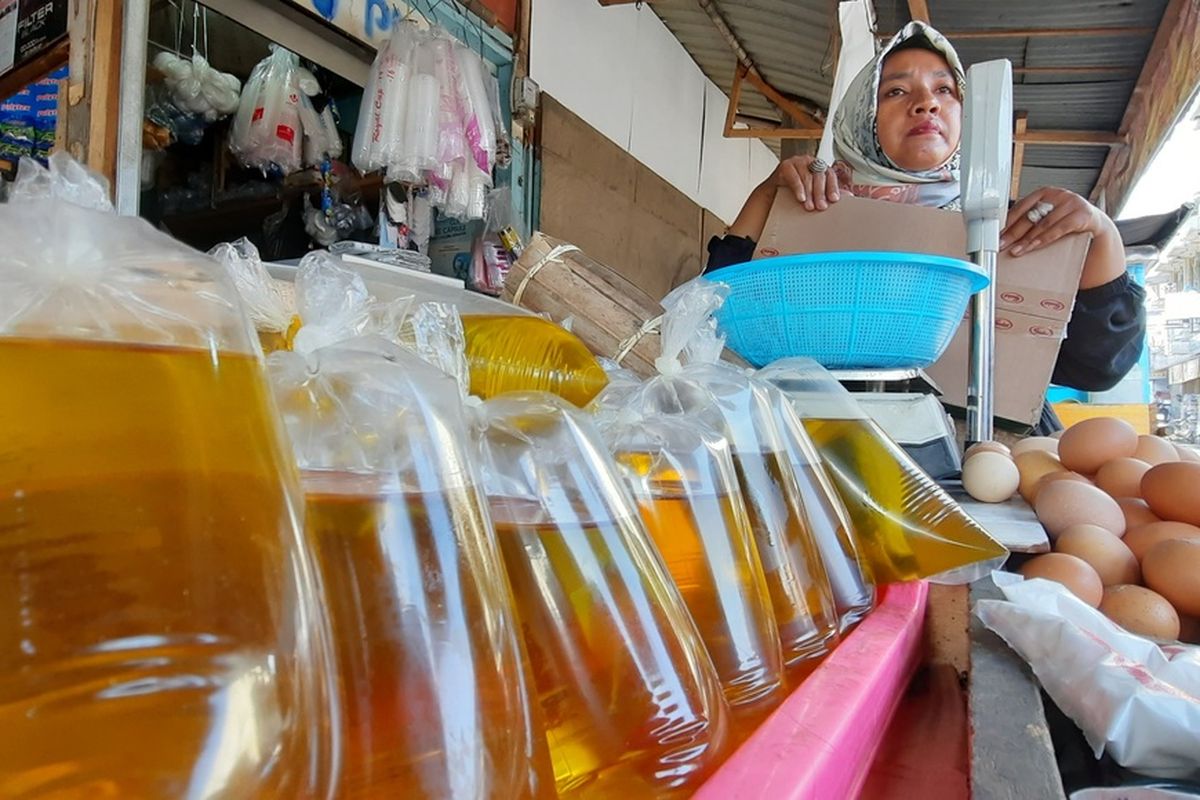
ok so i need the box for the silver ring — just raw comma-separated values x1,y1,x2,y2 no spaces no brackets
1026,201,1055,224
808,158,829,174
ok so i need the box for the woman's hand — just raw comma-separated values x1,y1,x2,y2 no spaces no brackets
1001,187,1108,257
770,155,845,212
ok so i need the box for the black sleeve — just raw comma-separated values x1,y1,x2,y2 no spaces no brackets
704,234,757,274
1051,272,1146,392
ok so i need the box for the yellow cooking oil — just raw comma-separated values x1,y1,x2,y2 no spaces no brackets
462,315,609,407
730,450,840,678
615,452,787,733
0,337,335,799
801,416,1008,583
491,500,730,799
303,475,555,799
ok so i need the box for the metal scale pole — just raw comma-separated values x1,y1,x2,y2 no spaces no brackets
961,60,1014,447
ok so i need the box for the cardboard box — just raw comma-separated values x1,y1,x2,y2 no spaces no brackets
754,190,1090,426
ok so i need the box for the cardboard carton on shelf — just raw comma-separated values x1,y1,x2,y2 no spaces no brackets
753,190,1089,427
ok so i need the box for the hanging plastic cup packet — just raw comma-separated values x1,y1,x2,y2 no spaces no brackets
269,337,554,798
0,154,340,797
759,357,1008,584
475,392,731,798
601,409,788,734
627,279,841,678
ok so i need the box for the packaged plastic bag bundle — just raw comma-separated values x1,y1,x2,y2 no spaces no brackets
461,314,609,407
602,410,788,733
230,45,304,174
392,32,440,182
270,337,554,798
0,154,340,796
764,387,875,631
429,30,468,187
627,280,840,678
475,392,731,797
352,22,417,175
759,357,1008,584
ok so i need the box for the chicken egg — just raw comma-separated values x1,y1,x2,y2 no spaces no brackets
1054,524,1139,586
1015,450,1065,504
1034,480,1125,539
1094,457,1152,499
1142,538,1200,617
1116,497,1160,531
1058,417,1138,474
1019,553,1104,607
1133,435,1178,466
1011,437,1059,458
1141,462,1200,526
1099,584,1180,640
962,451,1020,503
1123,521,1200,561
964,441,1011,462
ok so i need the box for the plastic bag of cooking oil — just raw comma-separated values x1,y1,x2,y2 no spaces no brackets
474,392,731,797
764,386,875,631
268,336,554,798
461,314,609,406
624,279,841,678
601,409,788,734
0,153,340,796
759,357,1008,585
210,237,300,353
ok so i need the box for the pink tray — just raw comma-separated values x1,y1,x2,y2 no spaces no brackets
694,581,930,800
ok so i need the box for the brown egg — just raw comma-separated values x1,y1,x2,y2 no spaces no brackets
1142,538,1200,617
1034,471,1091,503
1133,435,1178,466
1094,458,1152,499
1179,446,1200,464
1116,497,1160,531
1011,437,1059,458
1123,521,1200,560
1180,614,1200,644
1019,553,1104,607
1099,584,1181,640
1034,480,1126,540
1142,462,1200,526
1016,450,1065,504
964,441,1011,462
1055,524,1140,586
1058,417,1138,474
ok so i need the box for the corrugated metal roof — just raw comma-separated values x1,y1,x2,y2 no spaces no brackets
654,0,1170,198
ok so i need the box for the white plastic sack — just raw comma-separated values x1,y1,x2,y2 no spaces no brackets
977,573,1200,780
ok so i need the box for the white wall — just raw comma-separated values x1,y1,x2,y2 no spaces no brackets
530,0,778,225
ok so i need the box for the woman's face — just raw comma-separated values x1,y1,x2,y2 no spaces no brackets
875,48,962,171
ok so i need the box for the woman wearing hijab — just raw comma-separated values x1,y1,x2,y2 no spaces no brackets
707,22,1145,435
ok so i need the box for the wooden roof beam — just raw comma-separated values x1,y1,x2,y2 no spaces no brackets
725,124,1122,144
1092,0,1200,210
907,0,931,24
880,26,1154,39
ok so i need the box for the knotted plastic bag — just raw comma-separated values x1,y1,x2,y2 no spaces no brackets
626,279,841,677
759,356,1008,584
268,337,555,797
474,391,731,797
0,153,340,796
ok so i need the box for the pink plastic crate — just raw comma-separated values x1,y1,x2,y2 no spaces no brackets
694,581,930,800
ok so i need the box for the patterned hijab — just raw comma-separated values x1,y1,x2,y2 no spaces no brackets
831,21,966,209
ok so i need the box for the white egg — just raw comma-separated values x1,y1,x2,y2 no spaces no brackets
963,451,1020,503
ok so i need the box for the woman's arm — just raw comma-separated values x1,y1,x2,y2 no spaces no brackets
727,155,845,241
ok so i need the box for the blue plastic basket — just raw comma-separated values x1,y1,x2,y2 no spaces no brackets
713,251,990,369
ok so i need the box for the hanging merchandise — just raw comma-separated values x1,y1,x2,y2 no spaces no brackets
230,45,304,176
625,280,841,679
469,188,522,295
461,314,609,406
759,357,1008,584
0,154,340,796
269,337,555,798
602,410,789,736
352,21,500,222
474,392,732,797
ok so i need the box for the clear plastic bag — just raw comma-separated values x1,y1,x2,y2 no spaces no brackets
759,357,1008,584
475,392,731,796
230,45,303,174
269,337,555,798
392,30,440,182
0,154,340,796
352,22,417,175
603,410,788,734
461,314,609,406
631,280,842,677
209,237,299,353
